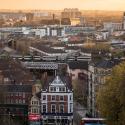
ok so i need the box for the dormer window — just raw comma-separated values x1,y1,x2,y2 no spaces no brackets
50,87,56,92
59,87,65,92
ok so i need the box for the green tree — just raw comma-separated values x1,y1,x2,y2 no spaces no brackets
73,79,87,106
97,62,125,125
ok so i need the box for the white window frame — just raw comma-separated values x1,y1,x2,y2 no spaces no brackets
42,104,46,113
60,96,64,101
42,95,46,101
51,104,56,113
51,95,56,101
59,104,64,113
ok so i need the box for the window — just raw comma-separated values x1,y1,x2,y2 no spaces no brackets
34,101,38,105
59,87,65,92
60,96,64,101
15,93,18,96
70,95,72,100
70,103,72,112
18,93,22,96
43,95,46,100
51,95,56,101
43,105,46,113
60,105,64,113
4,77,9,82
50,87,56,92
11,99,13,104
51,104,56,113
15,99,18,104
32,101,34,105
34,108,36,113
23,93,25,98
19,99,22,104
32,108,38,114
23,99,25,104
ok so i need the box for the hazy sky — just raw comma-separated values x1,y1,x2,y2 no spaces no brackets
0,0,125,10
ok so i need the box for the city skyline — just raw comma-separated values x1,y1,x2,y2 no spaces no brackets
0,0,125,11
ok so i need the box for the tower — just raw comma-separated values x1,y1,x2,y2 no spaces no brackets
123,12,125,30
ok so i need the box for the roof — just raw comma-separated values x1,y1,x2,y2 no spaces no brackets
50,76,65,85
95,59,121,69
68,40,85,44
65,46,81,50
0,58,34,85
51,43,66,48
31,44,66,54
68,61,88,70
42,75,72,92
0,85,32,92
36,91,41,99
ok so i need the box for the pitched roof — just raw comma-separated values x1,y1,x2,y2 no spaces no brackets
0,85,32,92
0,58,34,85
95,59,121,69
31,44,66,54
68,61,88,70
42,75,72,92
50,76,65,86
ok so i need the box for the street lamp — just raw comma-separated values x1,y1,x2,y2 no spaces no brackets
8,111,10,125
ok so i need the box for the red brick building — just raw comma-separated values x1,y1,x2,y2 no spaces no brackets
41,75,73,125
0,58,34,118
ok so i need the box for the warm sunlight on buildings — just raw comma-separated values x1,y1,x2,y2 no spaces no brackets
0,0,125,10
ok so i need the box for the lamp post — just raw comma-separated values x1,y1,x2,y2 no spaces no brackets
56,111,58,125
8,111,10,125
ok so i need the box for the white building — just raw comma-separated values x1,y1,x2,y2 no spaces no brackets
103,22,123,33
95,31,109,40
88,60,120,117
123,12,125,30
30,95,41,115
41,75,73,125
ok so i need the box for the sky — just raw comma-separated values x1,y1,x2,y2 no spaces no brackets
0,0,125,11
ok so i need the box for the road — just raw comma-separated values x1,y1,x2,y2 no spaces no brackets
73,102,88,125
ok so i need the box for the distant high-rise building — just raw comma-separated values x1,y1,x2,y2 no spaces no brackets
61,8,82,19
123,12,125,30
26,13,34,21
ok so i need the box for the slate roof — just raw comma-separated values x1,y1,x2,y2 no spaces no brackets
42,75,72,92
51,43,66,48
0,85,32,92
36,91,41,99
68,61,88,70
31,44,66,54
0,59,34,85
68,40,85,44
65,46,81,50
95,59,121,69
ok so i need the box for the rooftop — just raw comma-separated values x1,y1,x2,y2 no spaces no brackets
68,61,88,70
42,75,72,92
95,59,121,69
31,44,66,54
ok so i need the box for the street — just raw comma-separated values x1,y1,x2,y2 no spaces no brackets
73,102,88,125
